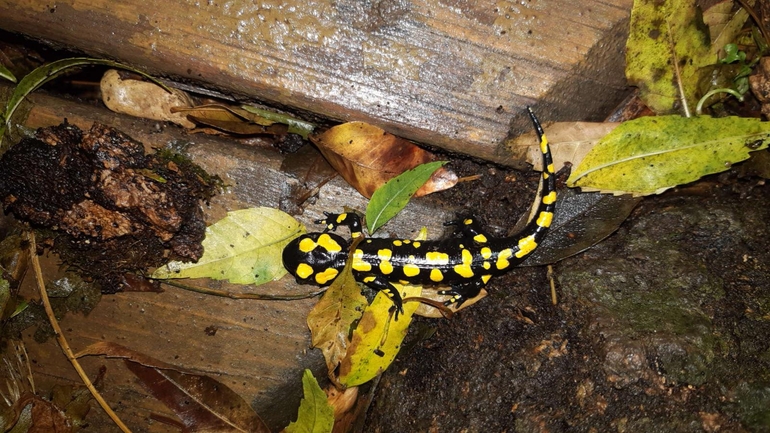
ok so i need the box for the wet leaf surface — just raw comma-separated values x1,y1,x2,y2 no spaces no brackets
310,122,456,199
568,115,770,195
153,207,304,285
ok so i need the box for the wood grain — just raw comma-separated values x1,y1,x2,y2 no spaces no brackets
0,0,632,167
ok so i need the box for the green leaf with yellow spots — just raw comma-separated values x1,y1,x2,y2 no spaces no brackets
625,0,713,115
567,115,770,195
152,207,305,285
285,370,334,433
337,283,422,388
307,253,369,376
366,161,447,234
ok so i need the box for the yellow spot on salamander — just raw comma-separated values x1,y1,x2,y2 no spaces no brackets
363,276,376,283
483,262,491,270
403,263,420,277
514,235,538,258
298,238,316,253
336,213,347,223
380,260,394,275
536,211,553,228
481,247,492,259
453,249,474,278
315,268,339,285
403,239,411,244
425,251,450,265
317,233,342,252
464,218,473,225
352,249,372,272
378,249,393,261
547,163,554,173
296,263,314,279
481,274,491,283
430,268,443,282
474,234,488,243
393,240,403,246
540,136,549,154
413,241,421,248
496,248,513,270
542,191,557,205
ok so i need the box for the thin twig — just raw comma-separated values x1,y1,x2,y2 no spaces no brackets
26,231,132,433
667,20,691,117
159,278,327,300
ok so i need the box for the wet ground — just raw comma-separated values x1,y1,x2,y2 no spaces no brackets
364,161,770,432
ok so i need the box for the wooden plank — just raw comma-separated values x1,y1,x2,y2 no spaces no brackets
14,91,457,431
0,0,632,167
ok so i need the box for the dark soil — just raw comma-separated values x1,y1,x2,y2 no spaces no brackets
0,122,219,292
364,159,770,432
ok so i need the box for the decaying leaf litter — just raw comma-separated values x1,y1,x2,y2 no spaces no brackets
1,0,766,428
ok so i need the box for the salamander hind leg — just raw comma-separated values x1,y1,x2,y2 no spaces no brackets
439,278,487,307
359,274,405,319
444,215,490,244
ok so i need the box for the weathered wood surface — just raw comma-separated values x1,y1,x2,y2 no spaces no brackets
0,0,631,167
15,91,456,431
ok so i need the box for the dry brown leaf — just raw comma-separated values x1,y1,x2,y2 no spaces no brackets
310,121,457,198
506,121,620,172
100,69,195,128
413,288,487,318
77,342,269,433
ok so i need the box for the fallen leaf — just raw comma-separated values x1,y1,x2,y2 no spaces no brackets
365,161,447,234
310,122,456,198
520,189,641,265
152,208,304,285
703,0,750,57
284,370,334,433
567,115,770,195
337,283,421,388
307,256,368,376
506,121,620,173
77,342,269,433
101,69,195,128
626,0,714,114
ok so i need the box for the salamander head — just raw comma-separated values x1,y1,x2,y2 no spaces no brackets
282,232,349,286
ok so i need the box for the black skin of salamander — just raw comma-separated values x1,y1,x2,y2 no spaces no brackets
282,108,556,319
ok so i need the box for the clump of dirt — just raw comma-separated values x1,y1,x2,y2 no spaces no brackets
0,122,219,292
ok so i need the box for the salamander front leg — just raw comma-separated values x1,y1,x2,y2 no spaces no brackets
315,212,363,238
359,274,405,319
438,278,487,308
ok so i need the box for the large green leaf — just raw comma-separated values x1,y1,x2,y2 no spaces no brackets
284,370,334,433
625,0,713,114
152,208,305,284
567,115,770,195
0,64,16,84
365,161,446,234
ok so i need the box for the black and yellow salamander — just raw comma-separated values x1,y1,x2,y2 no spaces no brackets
283,108,556,317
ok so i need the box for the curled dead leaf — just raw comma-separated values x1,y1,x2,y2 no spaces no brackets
100,69,195,128
311,121,457,198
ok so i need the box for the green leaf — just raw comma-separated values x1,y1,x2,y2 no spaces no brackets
337,283,421,388
625,0,714,115
285,370,334,433
567,115,770,195
0,63,16,84
365,161,447,234
2,58,170,142
152,208,305,284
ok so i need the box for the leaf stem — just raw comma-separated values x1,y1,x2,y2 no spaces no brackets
667,20,691,117
158,279,327,300
27,231,132,433
695,88,745,115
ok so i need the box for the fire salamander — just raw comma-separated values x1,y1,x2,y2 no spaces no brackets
282,108,556,318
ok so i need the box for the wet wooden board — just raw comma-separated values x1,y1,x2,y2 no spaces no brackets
0,0,631,167
14,91,456,431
